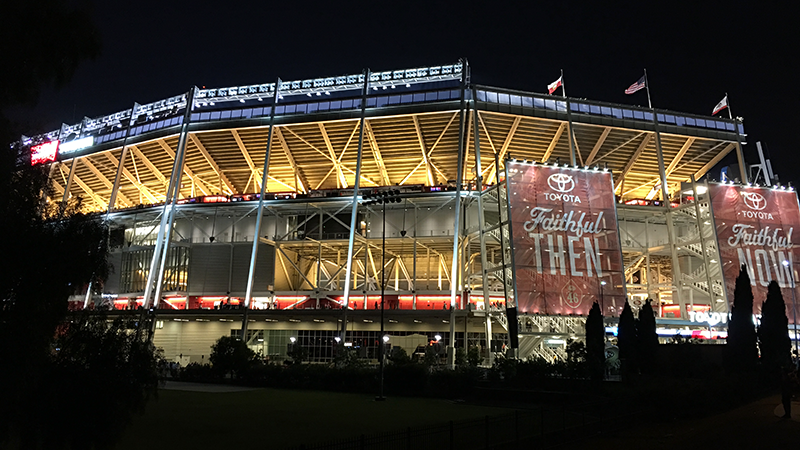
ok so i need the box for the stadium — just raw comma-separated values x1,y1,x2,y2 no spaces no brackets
20,59,799,366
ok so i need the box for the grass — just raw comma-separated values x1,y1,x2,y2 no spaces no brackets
117,386,513,450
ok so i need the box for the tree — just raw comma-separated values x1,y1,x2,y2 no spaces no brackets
617,300,638,375
758,280,792,374
727,265,758,371
26,313,162,449
585,301,605,381
210,335,258,378
636,299,659,374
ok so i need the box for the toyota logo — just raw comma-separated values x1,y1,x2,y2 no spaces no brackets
742,192,767,211
547,173,575,193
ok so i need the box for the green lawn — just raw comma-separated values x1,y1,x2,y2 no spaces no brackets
118,386,513,449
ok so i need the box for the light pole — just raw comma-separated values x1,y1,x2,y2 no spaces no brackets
363,189,403,401
782,260,799,355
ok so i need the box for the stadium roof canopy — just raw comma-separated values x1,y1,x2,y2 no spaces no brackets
21,61,744,212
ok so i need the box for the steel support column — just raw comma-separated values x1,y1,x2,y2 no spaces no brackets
652,113,684,314
447,59,469,369
241,79,282,338
143,88,195,310
341,70,371,343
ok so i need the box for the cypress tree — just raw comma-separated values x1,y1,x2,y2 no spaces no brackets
636,299,659,373
727,264,758,371
585,302,606,381
617,300,637,375
758,280,792,374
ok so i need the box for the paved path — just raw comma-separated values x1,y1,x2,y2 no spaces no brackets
580,395,800,449
161,381,259,393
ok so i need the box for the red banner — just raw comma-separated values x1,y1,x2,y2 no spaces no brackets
709,183,800,322
506,162,626,316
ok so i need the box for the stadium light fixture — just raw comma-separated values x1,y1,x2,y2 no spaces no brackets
382,335,390,343
434,335,442,342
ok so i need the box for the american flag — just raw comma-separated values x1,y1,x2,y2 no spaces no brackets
625,75,646,95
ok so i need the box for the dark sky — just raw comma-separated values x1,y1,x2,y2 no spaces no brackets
9,0,797,184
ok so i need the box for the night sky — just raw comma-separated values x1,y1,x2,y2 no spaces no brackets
8,1,797,184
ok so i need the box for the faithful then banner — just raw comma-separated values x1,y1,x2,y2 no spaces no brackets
506,162,626,316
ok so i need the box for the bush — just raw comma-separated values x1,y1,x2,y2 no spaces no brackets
209,336,258,379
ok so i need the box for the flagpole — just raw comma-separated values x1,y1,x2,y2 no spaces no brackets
726,92,749,183
644,68,653,109
562,69,577,166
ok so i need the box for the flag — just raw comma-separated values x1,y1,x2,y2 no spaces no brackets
625,75,646,94
547,76,562,95
712,95,728,115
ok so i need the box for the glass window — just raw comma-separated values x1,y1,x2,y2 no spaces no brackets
487,92,498,103
342,100,353,109
738,124,744,134
675,116,686,126
644,112,653,121
221,110,231,119
696,119,706,127
656,113,665,122
211,111,221,120
716,121,726,130
367,98,377,107
400,94,412,103
275,106,285,115
612,108,623,118
534,98,545,108
387,95,400,105
590,105,601,114
557,101,566,112
376,97,388,107
190,113,200,121
579,103,590,113
664,114,675,124
295,104,307,113
425,92,437,101
307,103,318,113
252,107,263,116
570,102,580,112
200,112,210,121
622,109,633,118
545,99,556,110
685,117,695,126
413,93,425,102
285,104,296,114
601,106,612,116
231,110,241,119
330,101,341,110
633,110,644,119
450,90,460,99
477,90,487,101
498,93,510,104
510,95,522,106
317,102,329,111
522,96,533,107
171,117,181,125
725,122,734,131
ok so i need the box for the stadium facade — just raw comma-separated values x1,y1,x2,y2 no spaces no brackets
21,60,799,365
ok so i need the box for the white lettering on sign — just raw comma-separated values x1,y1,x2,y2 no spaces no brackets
688,311,729,326
727,224,793,250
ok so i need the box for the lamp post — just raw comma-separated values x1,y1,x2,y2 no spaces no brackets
363,189,403,401
782,260,799,355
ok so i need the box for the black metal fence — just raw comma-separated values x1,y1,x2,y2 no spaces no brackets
290,402,637,450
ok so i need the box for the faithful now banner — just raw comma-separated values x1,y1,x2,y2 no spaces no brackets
709,183,800,321
506,162,626,316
